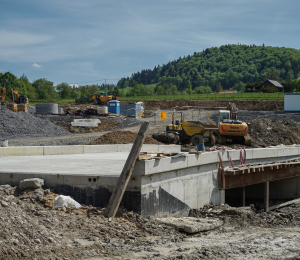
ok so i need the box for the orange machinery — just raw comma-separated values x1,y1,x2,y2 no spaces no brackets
216,102,251,145
92,92,120,105
0,87,6,104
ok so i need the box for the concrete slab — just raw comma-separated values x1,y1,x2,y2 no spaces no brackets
71,122,98,127
73,119,101,123
0,153,129,177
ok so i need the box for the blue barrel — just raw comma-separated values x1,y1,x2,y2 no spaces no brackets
196,143,205,151
108,100,120,114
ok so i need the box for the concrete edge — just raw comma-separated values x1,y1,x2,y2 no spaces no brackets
0,144,182,157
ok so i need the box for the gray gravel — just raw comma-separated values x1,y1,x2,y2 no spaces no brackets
0,109,70,140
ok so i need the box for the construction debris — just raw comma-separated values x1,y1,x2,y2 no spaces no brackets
156,217,223,233
19,178,44,190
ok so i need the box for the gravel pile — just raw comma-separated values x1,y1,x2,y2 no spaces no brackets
27,105,36,113
0,109,70,140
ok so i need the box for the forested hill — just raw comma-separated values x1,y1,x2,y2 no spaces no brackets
117,44,300,92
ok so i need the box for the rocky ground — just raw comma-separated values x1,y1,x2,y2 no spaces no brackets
1,184,300,260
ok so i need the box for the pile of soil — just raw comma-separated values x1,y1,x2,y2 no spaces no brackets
247,117,300,147
90,130,162,145
142,100,284,111
58,121,119,134
0,184,183,259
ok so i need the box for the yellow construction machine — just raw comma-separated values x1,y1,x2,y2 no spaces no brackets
92,92,120,105
0,87,6,104
215,102,251,145
11,89,29,104
166,111,218,145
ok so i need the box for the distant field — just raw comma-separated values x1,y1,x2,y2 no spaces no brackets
121,92,285,101
27,92,286,105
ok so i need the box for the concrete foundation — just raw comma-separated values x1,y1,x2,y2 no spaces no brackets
0,144,300,217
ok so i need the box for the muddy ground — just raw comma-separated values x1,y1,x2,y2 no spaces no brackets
1,185,300,260
90,130,162,145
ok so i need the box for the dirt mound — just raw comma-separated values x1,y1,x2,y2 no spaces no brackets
90,130,163,145
247,117,300,147
142,100,284,111
0,184,183,259
59,121,119,134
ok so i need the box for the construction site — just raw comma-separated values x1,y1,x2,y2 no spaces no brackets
2,97,300,260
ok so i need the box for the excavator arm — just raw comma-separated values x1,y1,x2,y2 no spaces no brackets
11,89,20,103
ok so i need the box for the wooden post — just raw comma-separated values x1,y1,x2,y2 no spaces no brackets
242,186,245,207
105,122,150,218
264,181,269,212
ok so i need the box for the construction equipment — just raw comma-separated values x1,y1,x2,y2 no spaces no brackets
92,92,120,105
215,102,251,145
75,97,93,104
166,111,217,145
11,89,28,104
0,87,6,104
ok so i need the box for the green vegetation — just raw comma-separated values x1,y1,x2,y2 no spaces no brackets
118,44,300,96
121,92,284,101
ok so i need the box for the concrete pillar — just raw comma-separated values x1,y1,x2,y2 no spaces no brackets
220,190,225,204
242,186,245,207
264,181,269,212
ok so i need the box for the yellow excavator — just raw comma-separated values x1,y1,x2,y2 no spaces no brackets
0,87,6,105
11,89,29,104
215,102,251,145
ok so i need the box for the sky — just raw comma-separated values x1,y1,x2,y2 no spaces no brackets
0,0,299,86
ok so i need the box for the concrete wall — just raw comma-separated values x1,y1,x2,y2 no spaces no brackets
137,145,300,217
140,163,221,217
0,144,181,157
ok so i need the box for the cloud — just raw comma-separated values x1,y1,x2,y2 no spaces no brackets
0,31,51,46
32,63,42,68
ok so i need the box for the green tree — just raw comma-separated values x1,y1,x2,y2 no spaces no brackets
32,78,58,99
215,82,223,93
233,81,245,92
56,83,72,98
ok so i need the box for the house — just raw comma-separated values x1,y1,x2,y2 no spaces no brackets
261,79,283,92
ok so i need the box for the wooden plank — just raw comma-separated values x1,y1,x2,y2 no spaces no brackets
137,155,152,160
105,122,150,218
142,151,181,155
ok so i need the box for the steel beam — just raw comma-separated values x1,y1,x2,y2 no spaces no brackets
220,165,300,189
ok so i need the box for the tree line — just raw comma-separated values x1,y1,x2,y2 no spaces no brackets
118,44,300,94
0,72,117,100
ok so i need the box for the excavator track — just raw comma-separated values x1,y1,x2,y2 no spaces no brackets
244,134,252,146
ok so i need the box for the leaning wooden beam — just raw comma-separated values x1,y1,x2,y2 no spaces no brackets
257,198,300,213
105,122,150,218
